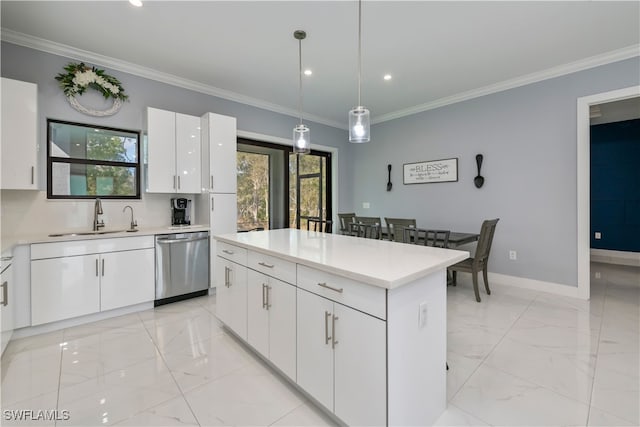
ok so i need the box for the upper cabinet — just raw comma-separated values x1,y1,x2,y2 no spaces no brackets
146,107,201,194
1,77,39,190
201,112,237,193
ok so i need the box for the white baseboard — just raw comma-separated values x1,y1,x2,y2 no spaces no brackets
488,272,581,299
591,249,640,267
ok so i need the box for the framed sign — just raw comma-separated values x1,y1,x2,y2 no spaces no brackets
403,158,458,184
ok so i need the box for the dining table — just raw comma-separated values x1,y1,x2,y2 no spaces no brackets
380,227,479,248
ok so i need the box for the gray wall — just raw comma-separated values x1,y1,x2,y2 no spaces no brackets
350,57,640,287
0,42,353,210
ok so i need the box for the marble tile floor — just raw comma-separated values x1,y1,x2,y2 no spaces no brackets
1,262,638,426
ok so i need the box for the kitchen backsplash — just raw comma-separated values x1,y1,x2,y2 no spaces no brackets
0,190,201,237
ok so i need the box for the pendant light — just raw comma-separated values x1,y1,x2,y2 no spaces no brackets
293,30,310,154
349,0,370,143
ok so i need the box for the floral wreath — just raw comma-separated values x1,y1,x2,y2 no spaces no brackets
55,62,129,117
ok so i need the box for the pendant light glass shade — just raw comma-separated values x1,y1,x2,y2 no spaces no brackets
293,124,310,154
349,106,370,143
349,0,370,143
293,30,310,154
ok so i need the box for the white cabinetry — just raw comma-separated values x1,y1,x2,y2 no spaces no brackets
1,258,14,355
246,265,296,380
30,236,154,326
215,253,247,340
296,284,386,427
201,112,237,193
1,77,38,190
205,193,237,288
146,107,201,193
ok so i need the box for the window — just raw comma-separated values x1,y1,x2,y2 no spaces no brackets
47,120,140,199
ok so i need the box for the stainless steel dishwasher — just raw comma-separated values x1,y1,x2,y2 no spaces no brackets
155,231,209,306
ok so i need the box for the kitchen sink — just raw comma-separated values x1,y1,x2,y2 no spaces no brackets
48,230,127,237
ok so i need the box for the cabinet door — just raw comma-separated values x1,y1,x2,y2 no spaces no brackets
1,264,14,355
268,278,296,380
214,257,247,339
296,288,334,411
247,269,269,358
31,256,100,326
333,304,387,427
175,113,201,193
209,193,237,288
1,78,38,190
146,107,176,193
100,249,155,312
206,113,237,193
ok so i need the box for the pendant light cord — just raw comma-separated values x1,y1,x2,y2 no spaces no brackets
357,0,362,108
298,37,303,125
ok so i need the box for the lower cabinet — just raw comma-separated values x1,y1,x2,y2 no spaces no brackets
100,249,154,311
215,256,247,339
297,287,387,427
247,269,296,380
1,261,14,355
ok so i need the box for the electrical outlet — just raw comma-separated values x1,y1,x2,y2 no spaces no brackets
418,302,428,328
509,250,517,260
595,272,601,279
362,202,370,209
595,232,602,240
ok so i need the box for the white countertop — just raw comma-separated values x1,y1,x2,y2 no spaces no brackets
215,228,469,290
1,225,210,252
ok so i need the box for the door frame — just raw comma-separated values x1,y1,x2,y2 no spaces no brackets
576,85,640,300
237,129,339,228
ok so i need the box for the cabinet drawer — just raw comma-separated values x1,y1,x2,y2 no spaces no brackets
248,251,296,284
216,241,247,265
297,265,386,320
31,236,154,260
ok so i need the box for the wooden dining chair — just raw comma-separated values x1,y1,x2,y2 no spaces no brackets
349,222,382,239
307,217,333,233
447,218,499,302
337,212,356,235
354,216,381,226
384,217,416,242
405,228,451,248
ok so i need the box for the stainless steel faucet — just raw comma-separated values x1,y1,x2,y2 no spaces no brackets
123,205,137,231
93,198,105,231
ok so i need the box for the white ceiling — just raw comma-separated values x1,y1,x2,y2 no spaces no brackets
2,1,639,129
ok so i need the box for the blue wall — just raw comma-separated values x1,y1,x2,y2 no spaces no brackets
591,119,640,252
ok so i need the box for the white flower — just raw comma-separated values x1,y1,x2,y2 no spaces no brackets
72,70,97,87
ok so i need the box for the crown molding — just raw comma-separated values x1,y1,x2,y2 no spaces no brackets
372,44,640,125
1,29,346,130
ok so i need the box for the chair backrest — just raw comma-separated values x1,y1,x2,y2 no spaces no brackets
354,216,381,226
307,217,333,233
403,228,450,247
384,217,417,242
337,213,356,234
349,222,382,239
473,218,499,266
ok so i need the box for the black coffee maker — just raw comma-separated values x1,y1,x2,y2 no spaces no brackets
171,198,191,226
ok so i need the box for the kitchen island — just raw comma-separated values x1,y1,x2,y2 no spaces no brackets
214,228,469,426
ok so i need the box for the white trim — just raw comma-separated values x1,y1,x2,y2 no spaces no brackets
1,29,345,130
3,29,638,128
488,272,579,298
591,249,640,267
576,86,640,300
373,45,640,124
236,130,340,227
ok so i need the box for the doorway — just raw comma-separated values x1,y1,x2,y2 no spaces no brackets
576,86,640,300
237,138,332,231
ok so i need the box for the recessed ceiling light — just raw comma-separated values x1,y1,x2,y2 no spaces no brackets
383,74,392,81
129,0,143,7
304,69,312,76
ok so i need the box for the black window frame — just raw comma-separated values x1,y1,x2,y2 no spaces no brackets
46,119,141,200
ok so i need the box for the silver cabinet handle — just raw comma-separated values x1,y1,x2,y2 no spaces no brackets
211,196,214,211
178,175,181,189
102,258,105,277
211,175,214,189
266,285,272,310
95,259,99,276
224,266,230,287
262,283,266,309
31,166,35,185
258,261,274,269
173,175,176,190
332,314,339,349
317,282,343,293
222,249,234,255
0,256,13,262
324,311,331,345
0,281,7,307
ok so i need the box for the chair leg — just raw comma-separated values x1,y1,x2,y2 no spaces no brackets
472,272,481,302
483,266,491,295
